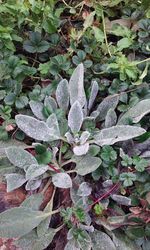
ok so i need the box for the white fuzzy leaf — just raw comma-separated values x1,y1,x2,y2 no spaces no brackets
0,207,50,238
26,164,49,180
56,79,69,111
80,131,90,144
6,173,26,192
44,96,57,112
16,114,59,141
25,179,42,191
88,81,99,110
6,146,37,169
77,182,92,196
118,99,150,124
75,154,102,176
0,140,27,158
52,173,72,188
46,113,60,139
69,63,86,107
97,95,119,121
111,194,131,206
94,125,146,146
68,101,83,134
29,100,45,120
21,193,44,210
105,108,117,128
65,132,74,144
73,142,89,156
91,230,116,250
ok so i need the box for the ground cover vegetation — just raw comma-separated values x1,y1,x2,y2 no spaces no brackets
0,0,150,249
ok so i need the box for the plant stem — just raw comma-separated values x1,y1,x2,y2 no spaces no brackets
102,10,112,57
41,179,51,194
135,57,150,65
66,169,76,173
59,141,63,165
61,159,74,167
48,164,61,173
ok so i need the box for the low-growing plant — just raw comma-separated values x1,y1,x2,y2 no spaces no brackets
0,64,150,249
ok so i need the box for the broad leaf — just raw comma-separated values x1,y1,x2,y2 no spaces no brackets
29,100,45,120
16,115,58,141
0,140,27,158
6,147,37,169
73,143,89,156
91,230,116,250
25,164,49,180
6,173,26,192
88,81,99,110
25,179,42,191
56,79,69,111
97,95,119,121
75,154,102,176
68,101,83,134
94,126,146,146
118,99,150,124
0,207,51,238
105,109,117,128
21,193,44,210
69,63,86,107
46,113,60,139
52,173,72,188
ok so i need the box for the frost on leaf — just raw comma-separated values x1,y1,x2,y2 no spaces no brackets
69,63,86,107
56,79,69,111
52,173,72,188
16,114,59,141
68,101,83,134
118,99,150,124
94,125,146,146
97,94,119,121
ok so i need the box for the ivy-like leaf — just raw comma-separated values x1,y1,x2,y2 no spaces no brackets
94,125,146,146
16,115,59,141
69,63,86,107
56,79,69,111
52,173,72,188
6,173,26,192
97,95,119,121
68,101,83,134
6,147,37,169
118,99,150,124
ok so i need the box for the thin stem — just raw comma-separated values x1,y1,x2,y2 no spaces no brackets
48,164,61,173
102,10,112,57
66,169,76,173
41,179,51,194
59,141,63,165
61,159,74,167
135,57,150,65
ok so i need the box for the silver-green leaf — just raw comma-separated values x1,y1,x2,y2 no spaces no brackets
118,99,150,124
25,164,49,180
16,114,57,141
6,146,37,169
97,94,119,121
46,113,60,139
29,100,45,120
68,101,83,134
88,81,99,110
91,230,116,250
69,63,86,107
52,173,72,188
105,108,117,128
0,207,50,238
6,173,26,192
56,79,69,111
94,125,146,146
75,154,102,176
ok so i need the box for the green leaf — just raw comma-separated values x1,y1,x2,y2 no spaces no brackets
117,37,132,51
52,173,72,188
75,154,102,176
133,156,148,172
6,147,37,169
68,101,83,134
16,114,59,141
25,164,49,180
56,79,69,111
94,126,146,146
0,207,52,238
92,26,105,43
69,63,86,107
120,172,136,187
